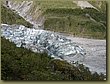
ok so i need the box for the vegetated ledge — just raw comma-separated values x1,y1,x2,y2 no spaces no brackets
1,37,106,80
43,8,106,39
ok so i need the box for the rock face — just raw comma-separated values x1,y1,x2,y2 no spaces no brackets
1,24,86,61
3,1,44,28
73,1,98,10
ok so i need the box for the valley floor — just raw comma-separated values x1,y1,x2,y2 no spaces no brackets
64,35,106,75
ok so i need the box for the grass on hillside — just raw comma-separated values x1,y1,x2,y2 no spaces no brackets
35,0,78,11
32,0,106,39
1,5,33,28
43,8,106,39
88,1,106,13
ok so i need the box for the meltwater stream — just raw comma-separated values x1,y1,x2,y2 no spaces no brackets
1,24,106,74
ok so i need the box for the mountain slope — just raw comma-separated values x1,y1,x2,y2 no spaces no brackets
2,0,106,39
88,1,106,12
1,5,33,28
44,7,106,39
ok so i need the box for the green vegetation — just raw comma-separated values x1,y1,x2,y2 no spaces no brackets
32,0,106,39
1,5,33,28
44,8,106,39
30,0,106,39
1,37,106,80
35,0,78,11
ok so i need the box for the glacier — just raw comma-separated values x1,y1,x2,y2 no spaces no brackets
1,24,86,61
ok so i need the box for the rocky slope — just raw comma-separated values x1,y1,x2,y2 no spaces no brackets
3,1,44,28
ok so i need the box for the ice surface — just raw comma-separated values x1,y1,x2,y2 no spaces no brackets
1,24,86,60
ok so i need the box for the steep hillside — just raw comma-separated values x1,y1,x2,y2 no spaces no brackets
88,1,106,12
1,37,105,80
2,0,106,39
44,8,106,39
1,5,33,28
